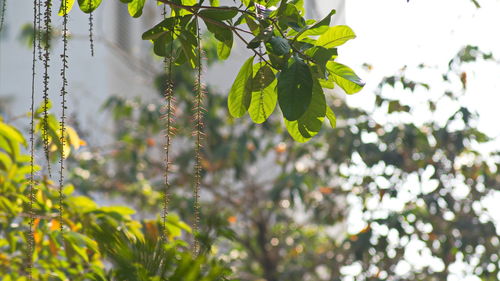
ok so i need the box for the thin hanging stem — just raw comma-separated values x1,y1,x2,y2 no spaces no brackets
192,16,204,256
161,6,176,243
88,6,94,56
0,0,6,33
36,0,43,60
58,0,70,235
27,0,38,279
41,0,52,178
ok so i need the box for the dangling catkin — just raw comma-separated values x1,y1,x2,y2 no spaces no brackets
27,0,38,279
41,0,52,177
192,17,205,256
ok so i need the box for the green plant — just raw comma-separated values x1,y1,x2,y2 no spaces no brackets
0,116,234,280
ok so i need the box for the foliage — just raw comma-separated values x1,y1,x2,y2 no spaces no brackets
53,0,364,142
0,117,234,280
63,44,500,280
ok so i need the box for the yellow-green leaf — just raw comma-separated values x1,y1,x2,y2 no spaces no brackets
228,57,255,118
326,61,365,94
128,0,146,18
316,25,356,48
58,0,76,16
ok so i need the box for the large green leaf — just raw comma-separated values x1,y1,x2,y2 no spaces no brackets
251,64,276,92
77,0,102,13
58,0,76,16
248,63,277,124
305,46,337,73
278,58,313,121
285,80,326,142
278,4,306,31
266,37,291,56
142,17,178,40
128,0,146,18
326,61,365,94
178,34,197,68
203,20,233,60
316,25,356,48
198,8,238,21
228,57,255,118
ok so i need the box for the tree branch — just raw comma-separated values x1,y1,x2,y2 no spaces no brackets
157,0,251,15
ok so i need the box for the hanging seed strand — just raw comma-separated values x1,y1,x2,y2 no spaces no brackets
41,0,52,178
58,0,69,235
192,17,204,256
88,6,94,56
36,0,43,60
161,5,176,243
27,0,38,279
0,0,6,33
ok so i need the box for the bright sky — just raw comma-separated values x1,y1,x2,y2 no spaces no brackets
339,0,500,140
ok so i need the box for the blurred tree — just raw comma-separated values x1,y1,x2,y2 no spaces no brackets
64,43,500,280
0,117,234,280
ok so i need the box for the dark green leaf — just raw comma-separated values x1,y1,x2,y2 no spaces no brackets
285,80,326,142
266,37,291,56
198,8,238,21
203,19,233,60
278,58,313,121
142,17,178,40
251,64,276,92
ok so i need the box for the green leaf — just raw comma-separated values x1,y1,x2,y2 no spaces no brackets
228,57,255,118
128,0,146,18
285,80,326,142
0,122,26,147
325,106,336,128
58,0,76,16
297,9,336,40
326,61,365,94
278,58,313,121
198,8,238,21
142,17,178,40
203,19,233,60
77,0,102,13
251,64,276,92
305,46,337,73
217,38,233,60
279,4,306,31
153,34,175,57
209,0,220,6
178,31,198,68
266,37,291,56
181,0,196,5
316,25,356,48
249,63,277,123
